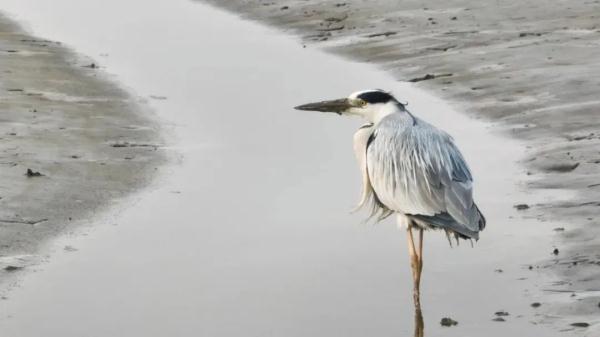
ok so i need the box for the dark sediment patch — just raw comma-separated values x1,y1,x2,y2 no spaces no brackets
407,73,453,83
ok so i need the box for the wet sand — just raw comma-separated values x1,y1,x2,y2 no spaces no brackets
0,13,166,290
198,0,600,330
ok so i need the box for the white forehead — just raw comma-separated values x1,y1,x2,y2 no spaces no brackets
348,89,385,99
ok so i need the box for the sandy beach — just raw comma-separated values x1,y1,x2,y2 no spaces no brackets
201,0,600,328
0,0,597,335
0,13,166,290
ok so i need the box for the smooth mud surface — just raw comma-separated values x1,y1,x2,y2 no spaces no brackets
0,0,589,336
0,12,165,292
199,0,600,332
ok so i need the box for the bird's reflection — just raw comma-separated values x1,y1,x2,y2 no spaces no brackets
413,307,424,337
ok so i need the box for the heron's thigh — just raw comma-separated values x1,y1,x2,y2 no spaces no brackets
396,214,410,229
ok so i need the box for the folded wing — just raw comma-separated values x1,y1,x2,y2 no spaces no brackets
364,114,485,239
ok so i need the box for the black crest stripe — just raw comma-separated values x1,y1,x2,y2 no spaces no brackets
357,91,395,104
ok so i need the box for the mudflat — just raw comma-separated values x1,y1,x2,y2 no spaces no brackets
0,0,597,333
0,14,166,289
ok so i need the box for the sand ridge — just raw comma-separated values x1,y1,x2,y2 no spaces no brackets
0,14,167,290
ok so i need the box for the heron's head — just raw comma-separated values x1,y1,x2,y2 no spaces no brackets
294,89,404,122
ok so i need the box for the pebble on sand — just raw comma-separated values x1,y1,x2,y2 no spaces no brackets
440,317,458,327
25,168,44,177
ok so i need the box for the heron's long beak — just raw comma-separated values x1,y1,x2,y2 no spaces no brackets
294,98,352,115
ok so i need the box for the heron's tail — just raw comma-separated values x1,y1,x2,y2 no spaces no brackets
475,204,486,231
409,212,481,241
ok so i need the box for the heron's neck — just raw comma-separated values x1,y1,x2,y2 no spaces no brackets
368,102,409,125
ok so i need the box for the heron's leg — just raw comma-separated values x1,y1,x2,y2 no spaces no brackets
407,225,421,308
417,228,424,283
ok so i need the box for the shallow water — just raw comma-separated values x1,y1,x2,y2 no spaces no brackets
0,0,571,336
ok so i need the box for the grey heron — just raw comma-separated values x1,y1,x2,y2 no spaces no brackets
295,89,486,308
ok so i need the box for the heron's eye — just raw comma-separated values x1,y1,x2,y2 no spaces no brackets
356,99,367,107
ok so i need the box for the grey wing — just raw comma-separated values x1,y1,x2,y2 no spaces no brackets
366,115,485,238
